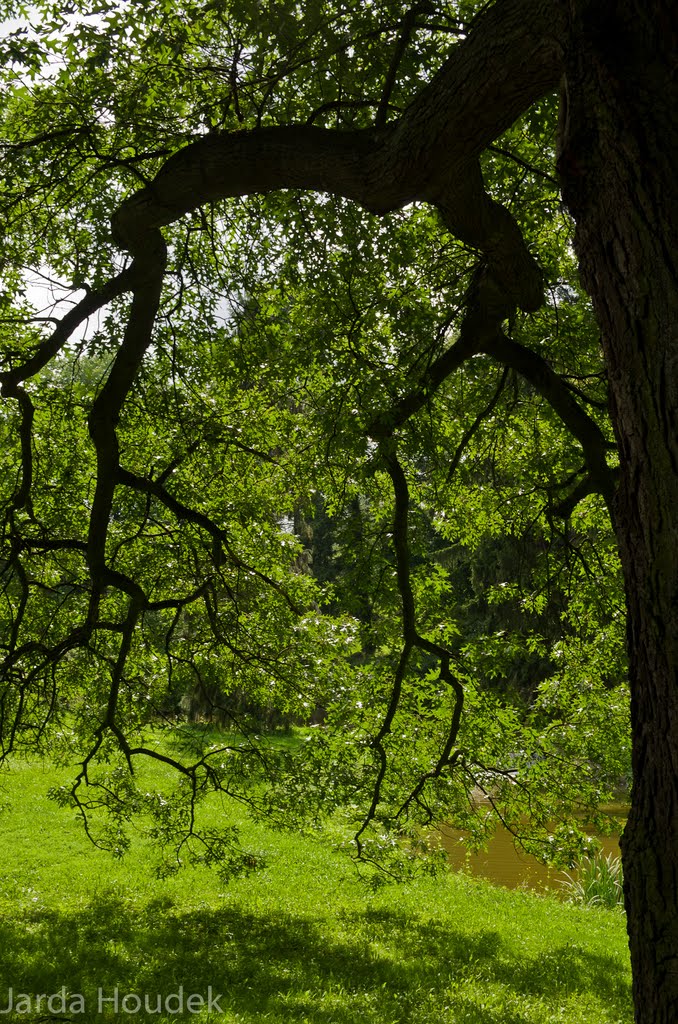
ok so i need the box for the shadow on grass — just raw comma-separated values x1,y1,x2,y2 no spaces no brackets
0,894,632,1023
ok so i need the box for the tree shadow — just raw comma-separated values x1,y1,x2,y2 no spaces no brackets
0,893,632,1023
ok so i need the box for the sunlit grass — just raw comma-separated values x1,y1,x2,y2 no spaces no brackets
0,750,633,1023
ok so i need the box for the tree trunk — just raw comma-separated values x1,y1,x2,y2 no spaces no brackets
558,3,678,1020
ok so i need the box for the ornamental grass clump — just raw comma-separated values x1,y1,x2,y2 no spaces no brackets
560,853,625,911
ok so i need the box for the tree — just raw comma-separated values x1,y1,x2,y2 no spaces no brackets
0,0,675,1018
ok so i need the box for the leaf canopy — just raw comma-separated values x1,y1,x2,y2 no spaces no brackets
0,0,627,877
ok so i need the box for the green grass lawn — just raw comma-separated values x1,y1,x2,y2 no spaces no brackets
0,751,632,1024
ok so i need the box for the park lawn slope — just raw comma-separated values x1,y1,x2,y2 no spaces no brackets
0,756,632,1024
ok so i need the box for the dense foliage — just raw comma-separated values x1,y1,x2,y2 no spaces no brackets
0,0,628,878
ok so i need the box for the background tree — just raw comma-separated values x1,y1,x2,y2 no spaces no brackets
0,0,674,1019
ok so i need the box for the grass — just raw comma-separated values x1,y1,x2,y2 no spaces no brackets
0,750,633,1024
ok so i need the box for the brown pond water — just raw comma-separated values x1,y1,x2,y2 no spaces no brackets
439,818,624,892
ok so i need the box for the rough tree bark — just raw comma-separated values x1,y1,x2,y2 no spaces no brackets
557,2,678,1021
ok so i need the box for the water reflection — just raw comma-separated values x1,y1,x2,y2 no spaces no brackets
439,820,623,892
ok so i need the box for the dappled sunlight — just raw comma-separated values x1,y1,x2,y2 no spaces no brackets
0,889,631,1023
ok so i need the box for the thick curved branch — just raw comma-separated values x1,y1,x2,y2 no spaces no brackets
111,0,561,318
369,330,479,440
368,290,515,443
0,268,138,521
3,388,34,514
86,232,167,598
369,319,615,517
551,467,621,518
111,126,380,250
479,332,617,511
379,441,418,643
